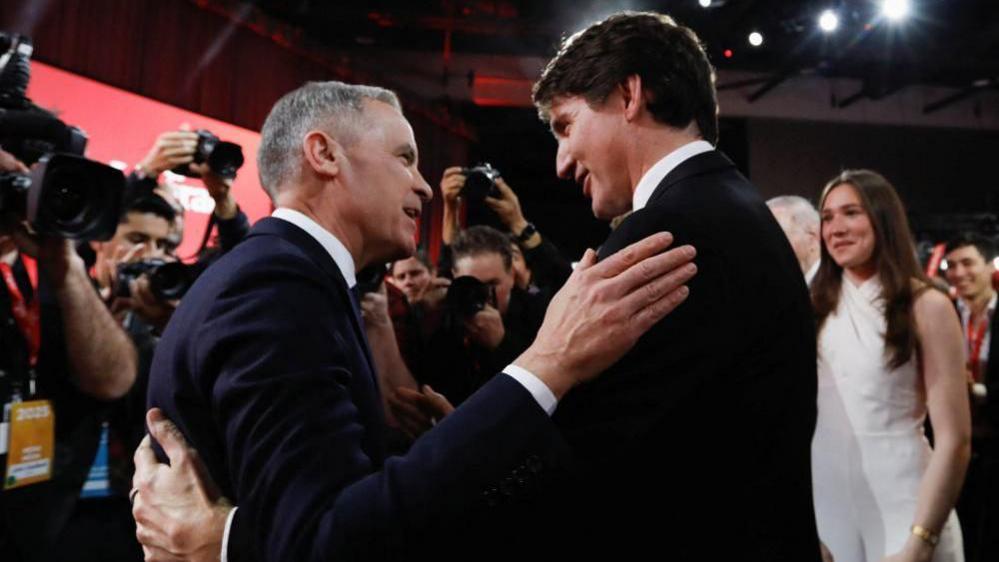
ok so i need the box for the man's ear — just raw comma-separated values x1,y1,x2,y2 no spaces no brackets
619,74,645,122
301,130,342,179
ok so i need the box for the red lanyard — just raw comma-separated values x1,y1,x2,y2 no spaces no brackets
0,261,40,368
966,314,989,383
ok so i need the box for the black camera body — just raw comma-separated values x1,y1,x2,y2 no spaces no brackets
115,259,197,301
445,275,497,320
355,263,388,296
461,163,501,204
0,32,124,241
171,129,244,180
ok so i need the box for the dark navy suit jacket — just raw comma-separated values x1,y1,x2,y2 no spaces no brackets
147,217,564,561
540,150,823,560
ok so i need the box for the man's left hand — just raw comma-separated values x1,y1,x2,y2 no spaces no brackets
124,276,178,331
484,177,529,235
388,385,455,439
466,304,505,350
132,408,232,562
360,284,391,329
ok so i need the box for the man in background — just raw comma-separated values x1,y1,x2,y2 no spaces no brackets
767,195,821,283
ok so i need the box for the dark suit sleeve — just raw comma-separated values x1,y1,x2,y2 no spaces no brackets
215,207,250,253
197,257,564,562
564,206,736,440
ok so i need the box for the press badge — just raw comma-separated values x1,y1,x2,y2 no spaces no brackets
4,399,54,490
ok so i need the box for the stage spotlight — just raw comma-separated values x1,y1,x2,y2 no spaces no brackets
881,0,911,21
748,31,763,47
819,10,840,32
723,48,733,58
699,0,712,7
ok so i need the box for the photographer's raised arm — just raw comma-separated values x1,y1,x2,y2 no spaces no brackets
135,131,199,179
0,146,137,400
37,236,137,400
440,166,465,245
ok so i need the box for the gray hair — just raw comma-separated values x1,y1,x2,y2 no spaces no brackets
257,80,401,200
766,195,819,233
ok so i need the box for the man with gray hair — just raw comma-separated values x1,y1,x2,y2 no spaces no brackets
767,195,821,283
136,80,697,561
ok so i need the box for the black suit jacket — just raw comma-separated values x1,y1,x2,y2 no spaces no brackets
543,151,821,560
147,217,566,562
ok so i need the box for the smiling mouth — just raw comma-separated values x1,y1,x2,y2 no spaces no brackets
403,208,419,219
578,171,591,195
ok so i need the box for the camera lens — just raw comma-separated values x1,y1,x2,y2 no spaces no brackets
150,262,193,301
43,169,90,225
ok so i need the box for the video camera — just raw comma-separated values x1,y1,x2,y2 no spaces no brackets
115,259,198,301
0,32,124,240
170,129,244,180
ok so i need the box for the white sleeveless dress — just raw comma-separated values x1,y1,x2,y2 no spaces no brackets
811,275,963,562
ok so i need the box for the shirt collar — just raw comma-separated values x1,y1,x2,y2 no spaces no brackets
805,260,820,286
271,207,357,288
957,292,998,324
632,140,714,212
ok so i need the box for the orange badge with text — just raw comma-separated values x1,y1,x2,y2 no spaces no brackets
4,400,54,490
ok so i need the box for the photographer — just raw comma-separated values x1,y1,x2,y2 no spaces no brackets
421,225,547,405
132,129,250,262
0,145,141,561
440,165,572,293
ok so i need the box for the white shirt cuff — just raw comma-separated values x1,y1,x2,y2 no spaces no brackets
503,364,558,416
221,506,237,562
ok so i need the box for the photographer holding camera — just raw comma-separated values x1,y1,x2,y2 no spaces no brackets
420,225,548,405
440,165,572,294
132,128,250,259
0,33,150,559
0,142,142,561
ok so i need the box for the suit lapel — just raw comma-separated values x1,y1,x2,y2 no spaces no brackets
247,218,378,380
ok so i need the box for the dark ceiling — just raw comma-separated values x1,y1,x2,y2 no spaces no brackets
249,0,999,93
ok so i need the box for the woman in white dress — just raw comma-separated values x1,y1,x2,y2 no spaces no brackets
811,170,971,562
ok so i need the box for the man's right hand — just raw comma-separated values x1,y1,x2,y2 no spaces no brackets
515,232,696,399
137,131,199,178
440,166,466,209
133,408,232,562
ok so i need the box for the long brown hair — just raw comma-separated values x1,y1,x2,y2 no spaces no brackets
811,170,931,370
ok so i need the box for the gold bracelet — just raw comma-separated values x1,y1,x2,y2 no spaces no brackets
911,524,939,546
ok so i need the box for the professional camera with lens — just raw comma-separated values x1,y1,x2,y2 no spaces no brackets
0,32,124,241
115,259,198,301
460,163,501,205
445,276,497,320
171,129,244,180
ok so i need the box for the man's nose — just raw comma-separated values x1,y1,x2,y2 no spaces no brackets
555,141,574,180
414,170,433,202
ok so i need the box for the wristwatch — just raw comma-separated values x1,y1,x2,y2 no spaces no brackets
516,222,537,243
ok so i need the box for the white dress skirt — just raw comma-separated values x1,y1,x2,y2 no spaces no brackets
811,275,963,562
